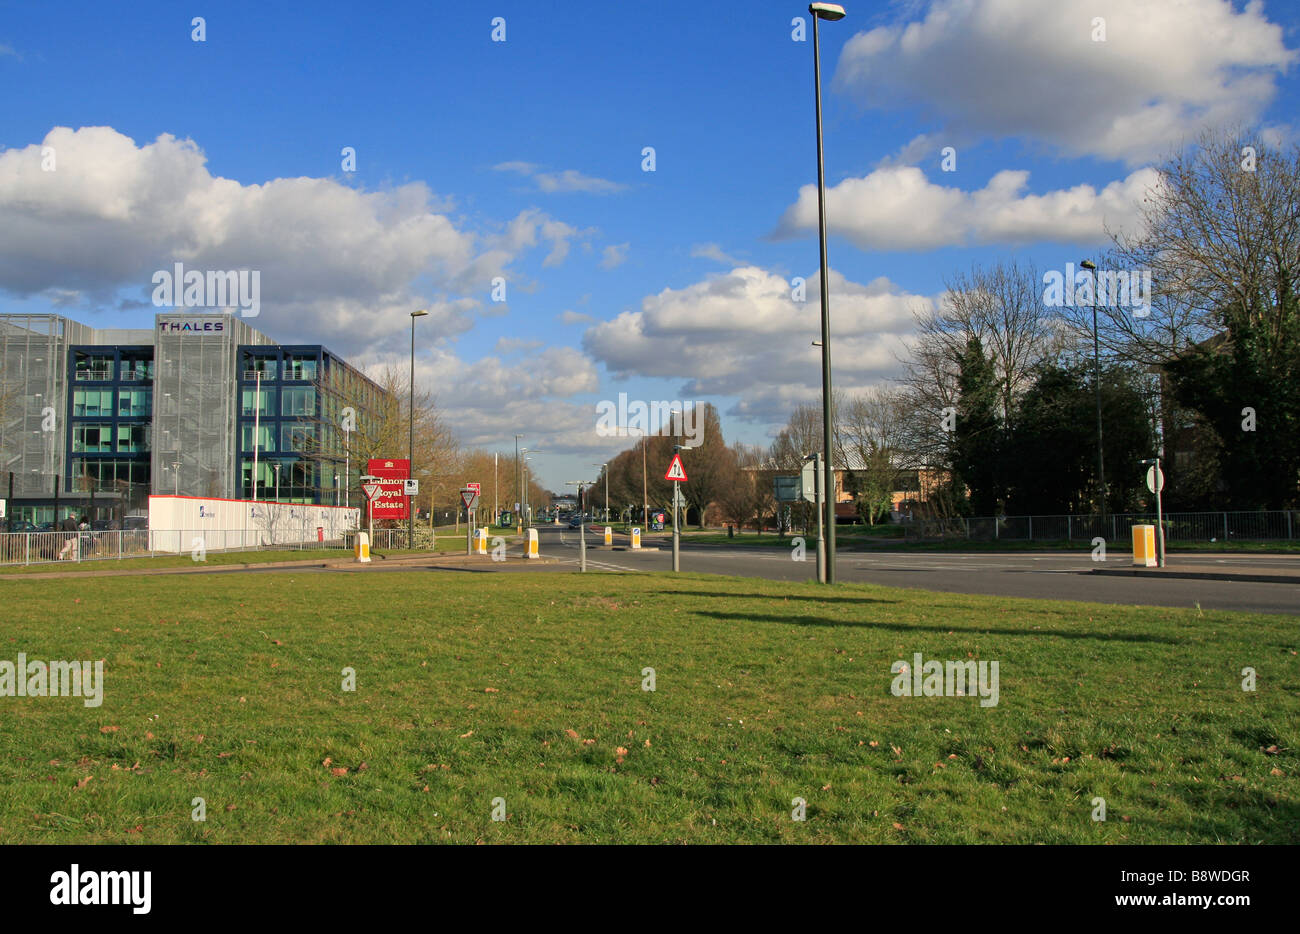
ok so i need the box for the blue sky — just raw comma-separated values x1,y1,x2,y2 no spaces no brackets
2,0,1297,489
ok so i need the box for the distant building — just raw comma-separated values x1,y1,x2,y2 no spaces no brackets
0,312,385,526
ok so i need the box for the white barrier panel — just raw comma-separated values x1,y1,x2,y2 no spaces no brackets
603,526,612,546
355,532,371,563
526,528,539,559
631,527,641,549
474,528,488,555
148,495,360,554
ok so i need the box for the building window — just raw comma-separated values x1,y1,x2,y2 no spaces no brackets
116,424,150,453
281,387,316,417
117,388,152,417
74,352,114,381
72,425,113,453
72,389,115,417
240,422,276,453
241,352,278,381
281,422,318,453
283,354,318,381
240,387,277,416
119,358,154,381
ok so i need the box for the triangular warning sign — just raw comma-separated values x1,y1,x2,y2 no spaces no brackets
664,454,688,482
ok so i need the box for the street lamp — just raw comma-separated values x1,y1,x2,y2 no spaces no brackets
409,309,428,549
592,464,607,523
272,462,280,502
810,1,845,583
1080,259,1107,534
171,461,181,496
514,434,523,533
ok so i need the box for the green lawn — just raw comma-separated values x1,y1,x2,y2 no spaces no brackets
0,571,1294,843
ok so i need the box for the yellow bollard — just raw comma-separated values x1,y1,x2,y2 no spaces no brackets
1131,525,1156,566
474,528,488,555
526,528,539,559
355,532,371,563
631,527,641,549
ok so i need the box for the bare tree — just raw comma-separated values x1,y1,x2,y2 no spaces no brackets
1076,129,1300,366
839,385,909,524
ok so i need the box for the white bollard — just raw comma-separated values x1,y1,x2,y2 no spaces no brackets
630,527,641,549
355,532,371,563
526,527,539,559
474,527,488,555
603,525,612,546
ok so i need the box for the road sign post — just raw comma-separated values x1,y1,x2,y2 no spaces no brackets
1146,461,1166,567
665,454,688,573
460,488,479,555
360,475,380,560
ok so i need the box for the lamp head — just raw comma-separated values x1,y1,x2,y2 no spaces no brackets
809,2,846,20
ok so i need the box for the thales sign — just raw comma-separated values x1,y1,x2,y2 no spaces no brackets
158,318,225,333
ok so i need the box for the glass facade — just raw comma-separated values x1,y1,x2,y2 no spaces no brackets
65,344,153,509
1,314,384,520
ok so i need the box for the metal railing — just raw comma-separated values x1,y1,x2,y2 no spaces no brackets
0,529,354,566
903,510,1298,543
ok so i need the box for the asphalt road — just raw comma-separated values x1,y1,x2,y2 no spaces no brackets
510,526,1300,616
215,524,1300,616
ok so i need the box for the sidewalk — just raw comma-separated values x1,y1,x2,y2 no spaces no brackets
1091,563,1300,584
0,549,556,581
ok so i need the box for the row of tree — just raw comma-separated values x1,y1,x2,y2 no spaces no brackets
765,130,1299,516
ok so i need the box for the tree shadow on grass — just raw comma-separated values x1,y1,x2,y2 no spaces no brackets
694,610,1178,644
656,589,898,606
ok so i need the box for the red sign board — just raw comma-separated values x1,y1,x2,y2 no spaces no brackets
367,458,410,519
467,482,481,493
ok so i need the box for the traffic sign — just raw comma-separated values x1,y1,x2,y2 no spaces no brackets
467,481,481,494
1146,465,1165,493
460,489,479,510
664,454,687,482
800,460,820,503
404,478,419,495
361,482,381,502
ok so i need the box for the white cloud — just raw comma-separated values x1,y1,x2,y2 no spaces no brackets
493,160,625,194
600,243,629,269
776,165,1159,250
558,310,594,325
0,127,590,354
491,161,539,175
495,336,543,354
690,242,744,266
833,0,1297,164
535,169,626,195
582,265,934,423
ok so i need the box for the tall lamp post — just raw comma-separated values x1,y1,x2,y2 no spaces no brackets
1080,260,1107,534
592,464,608,523
408,309,428,549
810,1,845,584
514,434,523,533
